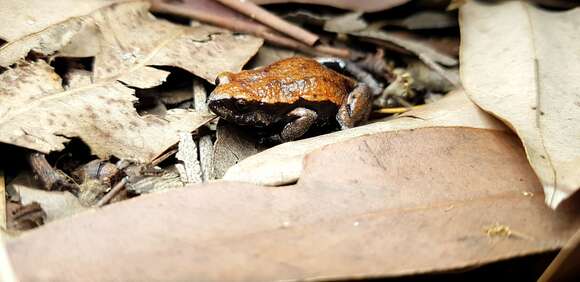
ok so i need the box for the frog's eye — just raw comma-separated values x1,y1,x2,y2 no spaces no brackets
215,73,230,85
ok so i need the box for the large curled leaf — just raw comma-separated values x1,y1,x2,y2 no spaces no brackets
6,127,580,281
460,1,580,208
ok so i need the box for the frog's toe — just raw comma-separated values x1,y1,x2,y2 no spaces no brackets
337,83,372,129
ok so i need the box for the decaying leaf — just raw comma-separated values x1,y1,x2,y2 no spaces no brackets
7,173,87,222
323,12,368,34
0,61,213,162
224,89,506,185
0,0,266,162
347,29,459,67
383,11,458,30
0,0,118,66
6,127,579,281
212,121,265,179
250,0,411,12
460,1,580,208
1,1,264,84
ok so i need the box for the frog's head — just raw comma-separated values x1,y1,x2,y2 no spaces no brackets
208,72,276,128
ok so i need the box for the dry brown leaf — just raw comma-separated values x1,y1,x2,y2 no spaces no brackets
460,1,580,208
327,20,458,67
247,45,299,69
250,0,411,12
212,121,265,179
0,1,263,84
12,187,86,223
6,127,580,281
0,0,266,162
385,11,458,30
0,0,119,66
224,89,506,185
0,61,213,162
323,12,368,33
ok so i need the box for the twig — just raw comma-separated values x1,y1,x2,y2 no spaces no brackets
374,105,424,114
0,170,5,230
216,0,318,46
96,177,128,207
28,152,78,192
150,0,350,58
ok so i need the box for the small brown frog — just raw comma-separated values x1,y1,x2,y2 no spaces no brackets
208,57,371,143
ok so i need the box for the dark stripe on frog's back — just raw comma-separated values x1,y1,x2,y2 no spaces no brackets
208,97,339,129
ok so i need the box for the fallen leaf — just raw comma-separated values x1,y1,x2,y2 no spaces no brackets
250,0,411,13
7,173,87,222
0,61,213,162
224,89,506,185
1,1,264,84
0,0,118,66
347,29,458,67
212,121,265,179
323,12,368,34
6,127,580,281
175,132,202,184
384,11,458,30
460,1,580,208
247,45,299,68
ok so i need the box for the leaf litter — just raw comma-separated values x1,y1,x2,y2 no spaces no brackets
1,0,580,280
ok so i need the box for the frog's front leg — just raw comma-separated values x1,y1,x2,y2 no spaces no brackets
337,83,372,129
280,107,318,142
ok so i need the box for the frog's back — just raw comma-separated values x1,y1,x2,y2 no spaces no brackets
218,57,355,105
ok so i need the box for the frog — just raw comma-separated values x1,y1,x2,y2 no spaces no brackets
207,56,372,143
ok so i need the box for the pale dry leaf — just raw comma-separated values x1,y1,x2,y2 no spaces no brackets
224,89,507,185
0,61,213,162
346,29,458,67
88,1,263,85
14,187,87,223
0,1,264,85
0,0,120,66
460,1,580,208
6,127,580,281
212,121,265,179
176,132,202,184
323,12,367,34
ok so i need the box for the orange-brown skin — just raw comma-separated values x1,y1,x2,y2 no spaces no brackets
213,57,357,105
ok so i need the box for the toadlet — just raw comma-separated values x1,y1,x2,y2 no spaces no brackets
208,56,371,143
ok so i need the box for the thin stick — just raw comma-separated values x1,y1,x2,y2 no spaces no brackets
0,170,5,230
96,177,128,207
216,0,318,46
151,0,350,58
